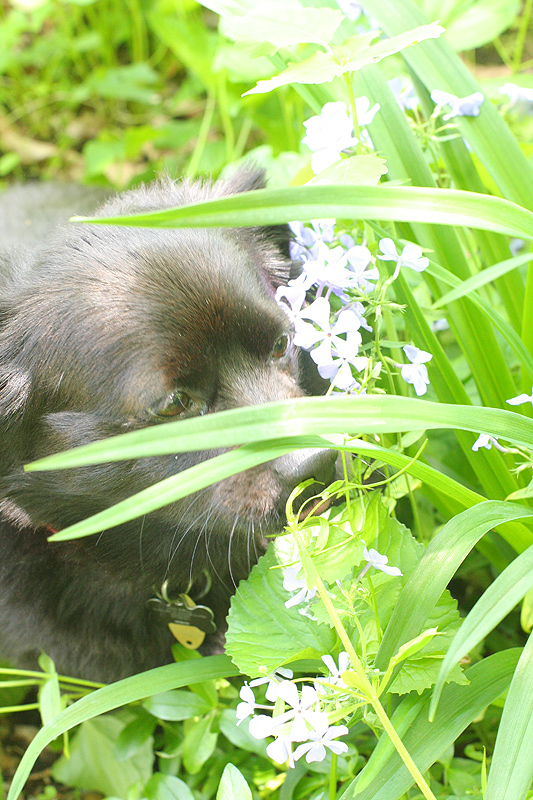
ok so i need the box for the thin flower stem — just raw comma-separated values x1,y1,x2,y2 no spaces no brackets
293,529,437,800
329,752,338,800
365,573,382,645
343,74,361,140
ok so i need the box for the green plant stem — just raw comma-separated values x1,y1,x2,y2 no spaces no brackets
0,703,40,714
329,752,338,800
187,90,216,178
513,0,533,71
294,530,437,800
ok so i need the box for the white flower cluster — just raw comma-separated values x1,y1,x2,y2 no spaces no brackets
237,666,349,767
276,220,432,395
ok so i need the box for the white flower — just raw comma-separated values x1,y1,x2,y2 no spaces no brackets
302,102,358,174
500,82,533,110
400,344,432,396
388,77,419,111
377,238,429,279
275,682,327,742
321,652,351,688
335,0,363,21
236,685,257,722
267,735,295,768
250,667,294,702
472,433,509,453
294,298,362,367
354,95,380,126
507,389,533,407
283,563,317,608
293,717,349,763
430,89,484,120
359,545,402,579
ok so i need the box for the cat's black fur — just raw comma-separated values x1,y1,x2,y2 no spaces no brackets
0,171,336,682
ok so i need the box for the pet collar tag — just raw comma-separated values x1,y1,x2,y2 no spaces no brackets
148,590,216,651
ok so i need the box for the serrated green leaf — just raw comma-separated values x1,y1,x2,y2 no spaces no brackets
226,536,336,677
244,23,443,94
224,2,343,49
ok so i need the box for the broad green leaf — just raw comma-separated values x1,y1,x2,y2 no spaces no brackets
7,656,239,800
224,2,343,49
342,649,521,799
51,716,153,797
114,711,157,760
72,184,533,240
485,632,533,800
143,689,212,721
308,154,388,186
376,501,533,673
430,543,533,717
218,709,268,756
144,773,195,800
182,713,218,774
243,24,444,94
217,763,253,800
226,535,336,676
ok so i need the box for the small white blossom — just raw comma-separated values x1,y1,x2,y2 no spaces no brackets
400,344,432,396
377,238,429,279
354,95,380,126
359,546,403,579
388,77,419,111
430,89,484,120
293,718,349,763
472,433,509,452
302,102,358,174
283,563,317,608
250,667,294,702
335,0,363,21
500,82,533,111
507,389,533,407
236,685,257,722
267,735,295,767
321,652,351,688
294,298,362,367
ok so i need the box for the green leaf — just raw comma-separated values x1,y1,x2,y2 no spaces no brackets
7,656,239,800
51,716,153,798
226,535,336,676
224,2,343,50
440,0,521,51
431,543,533,718
485,633,533,800
144,773,195,800
217,763,253,800
182,713,218,774
28,396,533,472
114,711,156,761
218,709,268,756
376,501,533,674
432,251,533,309
37,654,61,726
308,154,388,186
243,24,444,94
343,649,521,799
72,184,533,240
143,689,212,721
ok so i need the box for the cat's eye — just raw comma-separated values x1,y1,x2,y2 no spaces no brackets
154,390,195,418
272,333,290,360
